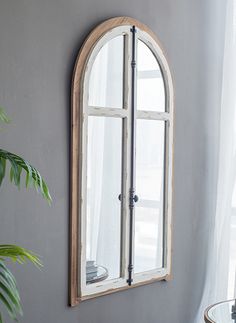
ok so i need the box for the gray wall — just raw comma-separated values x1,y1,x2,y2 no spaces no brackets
0,0,226,322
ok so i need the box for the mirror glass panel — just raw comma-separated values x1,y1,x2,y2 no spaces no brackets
137,40,165,112
86,116,122,284
88,36,124,109
134,119,165,273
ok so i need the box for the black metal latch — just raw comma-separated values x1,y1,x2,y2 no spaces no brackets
118,193,139,205
129,189,138,209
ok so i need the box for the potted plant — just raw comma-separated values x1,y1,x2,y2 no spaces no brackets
0,108,51,322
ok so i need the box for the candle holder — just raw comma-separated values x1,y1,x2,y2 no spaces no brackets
231,299,236,320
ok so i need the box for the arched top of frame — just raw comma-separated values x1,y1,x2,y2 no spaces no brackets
70,16,174,306
71,17,173,104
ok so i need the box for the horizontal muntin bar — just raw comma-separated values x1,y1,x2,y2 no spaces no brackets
137,110,170,120
87,106,128,118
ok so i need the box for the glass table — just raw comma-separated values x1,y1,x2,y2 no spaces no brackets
86,265,108,284
204,300,236,323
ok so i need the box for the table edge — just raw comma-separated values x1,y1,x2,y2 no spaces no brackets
204,299,235,323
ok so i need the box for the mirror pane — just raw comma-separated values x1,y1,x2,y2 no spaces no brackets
137,40,165,112
88,36,124,109
86,116,122,284
134,119,165,273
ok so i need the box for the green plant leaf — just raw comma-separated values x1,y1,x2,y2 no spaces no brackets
0,262,17,288
0,149,51,203
0,246,42,323
0,273,19,300
0,282,22,313
0,108,10,124
0,291,17,321
0,260,20,322
0,158,6,186
0,108,50,322
0,245,42,268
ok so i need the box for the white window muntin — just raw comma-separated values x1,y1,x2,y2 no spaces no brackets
79,25,174,298
80,26,131,298
133,30,173,285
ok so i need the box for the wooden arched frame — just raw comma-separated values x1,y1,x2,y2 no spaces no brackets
70,16,174,306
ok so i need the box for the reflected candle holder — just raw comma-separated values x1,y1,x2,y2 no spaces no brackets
232,300,236,320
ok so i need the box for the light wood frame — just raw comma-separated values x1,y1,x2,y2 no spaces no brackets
70,16,174,306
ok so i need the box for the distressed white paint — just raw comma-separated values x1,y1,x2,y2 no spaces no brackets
80,26,131,298
78,23,174,300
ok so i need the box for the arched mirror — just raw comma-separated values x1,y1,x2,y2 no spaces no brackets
70,17,174,305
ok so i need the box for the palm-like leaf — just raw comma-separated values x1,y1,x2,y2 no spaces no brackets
0,260,22,322
0,108,51,203
0,108,50,322
0,149,51,203
0,245,42,322
0,108,10,124
0,245,42,268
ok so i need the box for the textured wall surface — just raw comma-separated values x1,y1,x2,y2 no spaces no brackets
0,0,226,322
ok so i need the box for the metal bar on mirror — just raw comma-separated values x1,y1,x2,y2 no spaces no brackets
127,25,138,286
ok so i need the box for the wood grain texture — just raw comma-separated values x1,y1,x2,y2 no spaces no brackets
70,16,174,306
78,273,171,303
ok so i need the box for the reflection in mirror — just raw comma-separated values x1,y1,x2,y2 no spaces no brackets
70,18,174,305
134,119,165,273
86,116,122,284
88,36,124,109
137,40,165,112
